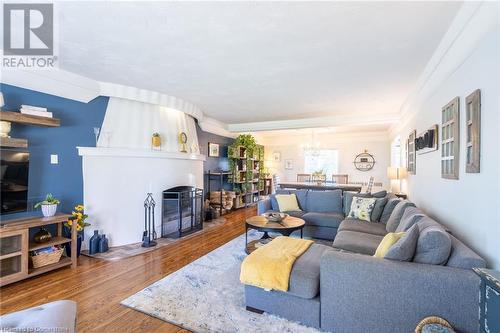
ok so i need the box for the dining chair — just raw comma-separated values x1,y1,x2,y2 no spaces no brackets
297,174,311,182
332,174,348,184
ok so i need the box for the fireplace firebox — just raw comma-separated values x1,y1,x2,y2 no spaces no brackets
162,186,203,238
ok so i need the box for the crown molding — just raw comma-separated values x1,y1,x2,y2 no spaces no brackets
228,112,400,133
1,68,100,102
198,116,237,138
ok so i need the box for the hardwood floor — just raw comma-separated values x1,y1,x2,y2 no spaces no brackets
0,207,257,332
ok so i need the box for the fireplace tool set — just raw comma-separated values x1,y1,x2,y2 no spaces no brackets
142,193,158,247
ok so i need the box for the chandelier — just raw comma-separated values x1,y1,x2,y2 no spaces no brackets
301,130,321,157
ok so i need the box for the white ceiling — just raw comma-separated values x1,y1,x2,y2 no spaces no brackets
57,1,461,125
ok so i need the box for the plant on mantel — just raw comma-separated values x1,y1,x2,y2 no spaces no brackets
228,134,265,204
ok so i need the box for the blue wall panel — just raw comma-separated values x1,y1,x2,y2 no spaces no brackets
0,83,108,216
196,123,234,191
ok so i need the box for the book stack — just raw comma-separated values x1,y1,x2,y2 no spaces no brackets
20,104,53,118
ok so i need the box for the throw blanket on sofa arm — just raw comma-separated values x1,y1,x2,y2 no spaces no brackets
240,236,313,292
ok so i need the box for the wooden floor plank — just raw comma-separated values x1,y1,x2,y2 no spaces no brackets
0,207,256,332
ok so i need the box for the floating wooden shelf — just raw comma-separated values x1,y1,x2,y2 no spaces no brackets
29,236,72,251
0,137,28,148
0,111,60,127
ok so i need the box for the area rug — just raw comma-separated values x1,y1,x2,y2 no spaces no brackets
121,231,321,333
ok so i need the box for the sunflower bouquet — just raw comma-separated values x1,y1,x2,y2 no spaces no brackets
64,204,90,232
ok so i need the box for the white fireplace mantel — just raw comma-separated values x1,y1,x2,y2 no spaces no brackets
77,147,206,161
77,146,205,247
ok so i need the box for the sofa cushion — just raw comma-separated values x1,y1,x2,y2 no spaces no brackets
347,197,376,221
385,224,419,261
303,212,344,228
446,234,486,269
413,217,451,265
395,206,426,232
332,230,384,255
0,300,77,333
275,194,301,212
290,189,309,210
385,200,416,232
338,219,388,236
287,243,330,299
371,197,388,222
380,198,401,224
306,190,342,213
285,210,307,219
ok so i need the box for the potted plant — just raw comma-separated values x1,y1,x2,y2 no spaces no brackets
63,204,90,257
34,194,60,217
152,132,161,150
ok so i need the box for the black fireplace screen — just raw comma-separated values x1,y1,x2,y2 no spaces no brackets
162,186,203,238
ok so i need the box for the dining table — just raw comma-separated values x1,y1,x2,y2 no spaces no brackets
277,181,362,193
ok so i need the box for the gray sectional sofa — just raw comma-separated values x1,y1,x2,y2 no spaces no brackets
258,189,387,240
249,190,486,333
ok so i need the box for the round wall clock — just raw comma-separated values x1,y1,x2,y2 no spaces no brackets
353,151,375,171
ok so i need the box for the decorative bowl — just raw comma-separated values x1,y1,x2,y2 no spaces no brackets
263,212,288,222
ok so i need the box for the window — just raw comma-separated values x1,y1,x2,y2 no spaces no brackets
391,136,401,167
304,150,339,175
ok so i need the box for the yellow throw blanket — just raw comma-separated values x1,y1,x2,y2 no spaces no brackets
240,236,313,292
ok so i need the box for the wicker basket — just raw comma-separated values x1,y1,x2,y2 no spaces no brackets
30,248,64,269
415,316,455,333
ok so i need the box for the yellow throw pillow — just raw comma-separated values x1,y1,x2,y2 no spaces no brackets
275,194,301,212
374,232,406,258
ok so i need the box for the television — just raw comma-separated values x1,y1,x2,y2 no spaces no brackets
1,149,30,214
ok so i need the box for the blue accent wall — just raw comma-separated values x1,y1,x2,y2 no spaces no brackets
196,123,234,191
0,84,108,216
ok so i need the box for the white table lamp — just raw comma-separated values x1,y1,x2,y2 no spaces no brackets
387,167,407,195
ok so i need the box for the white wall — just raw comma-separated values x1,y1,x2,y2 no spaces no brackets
392,3,500,268
260,131,391,189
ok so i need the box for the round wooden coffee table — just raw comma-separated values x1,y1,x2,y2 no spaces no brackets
245,215,305,254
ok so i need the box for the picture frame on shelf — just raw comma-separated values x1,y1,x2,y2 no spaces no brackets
284,159,293,170
272,151,281,162
208,142,220,157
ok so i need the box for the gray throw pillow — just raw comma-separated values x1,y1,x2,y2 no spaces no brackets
371,190,387,198
385,224,419,261
413,218,452,265
385,200,416,232
379,198,401,224
395,206,426,232
370,197,388,222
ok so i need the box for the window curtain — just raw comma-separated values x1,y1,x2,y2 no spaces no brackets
98,97,200,153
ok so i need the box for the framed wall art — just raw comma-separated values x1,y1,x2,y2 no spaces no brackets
465,89,481,173
406,130,416,174
208,142,220,157
441,97,460,179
